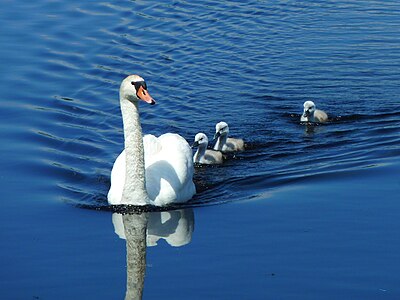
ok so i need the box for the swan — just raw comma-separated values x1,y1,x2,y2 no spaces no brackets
192,133,224,165
213,121,245,152
300,101,328,123
107,75,196,206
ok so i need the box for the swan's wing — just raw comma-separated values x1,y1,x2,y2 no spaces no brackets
108,134,195,206
143,134,162,163
204,149,224,164
234,138,245,151
145,133,195,205
107,136,156,204
226,137,245,152
157,133,193,177
107,150,126,205
314,109,328,122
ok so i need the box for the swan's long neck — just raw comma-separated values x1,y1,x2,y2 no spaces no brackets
194,144,207,163
120,96,151,205
214,134,227,151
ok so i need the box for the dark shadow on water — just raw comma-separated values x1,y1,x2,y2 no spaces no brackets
75,196,220,213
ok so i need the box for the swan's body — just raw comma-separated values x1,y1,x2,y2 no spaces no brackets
301,101,328,123
192,133,223,165
107,75,196,206
108,133,196,206
213,121,245,152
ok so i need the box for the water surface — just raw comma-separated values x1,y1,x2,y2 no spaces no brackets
1,0,399,299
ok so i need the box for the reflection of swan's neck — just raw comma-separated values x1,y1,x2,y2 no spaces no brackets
120,96,150,204
214,134,227,151
123,213,148,300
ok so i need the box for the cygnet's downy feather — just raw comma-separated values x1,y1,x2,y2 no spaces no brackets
300,101,328,123
213,121,245,152
192,133,223,165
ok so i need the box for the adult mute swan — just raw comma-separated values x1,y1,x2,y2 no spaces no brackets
213,121,245,152
192,133,223,165
107,75,196,206
301,101,328,123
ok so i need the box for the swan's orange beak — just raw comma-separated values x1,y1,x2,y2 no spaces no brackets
137,85,156,105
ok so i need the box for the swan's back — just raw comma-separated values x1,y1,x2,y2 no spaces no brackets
199,149,224,164
144,133,195,206
314,109,328,122
225,137,245,152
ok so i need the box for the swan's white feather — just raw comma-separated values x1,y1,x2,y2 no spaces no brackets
222,137,245,152
108,133,195,206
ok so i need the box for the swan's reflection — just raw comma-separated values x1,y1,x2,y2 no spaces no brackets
112,209,194,299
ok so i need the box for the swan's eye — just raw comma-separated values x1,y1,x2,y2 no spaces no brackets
131,81,148,92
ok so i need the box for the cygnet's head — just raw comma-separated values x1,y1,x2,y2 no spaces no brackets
214,121,229,139
303,101,316,117
120,74,156,105
192,133,209,148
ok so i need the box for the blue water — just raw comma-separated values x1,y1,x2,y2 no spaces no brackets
1,0,400,299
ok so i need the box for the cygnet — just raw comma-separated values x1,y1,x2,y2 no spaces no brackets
192,133,224,165
213,121,245,152
301,101,328,123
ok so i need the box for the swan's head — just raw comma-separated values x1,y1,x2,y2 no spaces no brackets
192,133,209,148
303,101,316,117
214,121,229,140
120,74,156,105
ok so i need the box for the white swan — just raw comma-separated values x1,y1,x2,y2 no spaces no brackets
107,75,196,206
300,101,328,123
192,133,224,165
213,121,245,152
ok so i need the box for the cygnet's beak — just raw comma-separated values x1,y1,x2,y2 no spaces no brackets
191,141,199,148
137,85,156,105
213,131,221,140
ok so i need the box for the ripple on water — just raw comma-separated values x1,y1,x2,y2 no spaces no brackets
2,0,399,209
